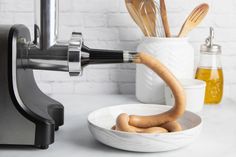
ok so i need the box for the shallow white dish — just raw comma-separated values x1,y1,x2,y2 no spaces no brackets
88,104,202,152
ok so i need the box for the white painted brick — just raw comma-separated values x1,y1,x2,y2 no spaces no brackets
119,0,128,13
164,0,185,12
119,28,142,41
86,69,110,82
58,26,74,41
213,14,236,28
233,1,236,13
52,82,74,94
215,28,236,42
108,13,136,27
119,83,135,94
75,82,119,94
36,82,52,95
192,42,234,57
85,64,120,70
14,13,33,26
199,12,214,27
59,0,72,12
0,2,8,12
120,63,136,70
191,42,201,56
222,56,236,70
228,84,236,101
58,26,84,41
83,28,119,41
0,12,14,24
4,0,33,12
72,0,119,13
165,0,204,12
41,71,71,82
168,13,188,28
212,0,234,14
118,41,139,50
224,69,236,84
84,14,106,27
60,13,83,26
222,84,230,101
85,41,120,49
168,27,181,37
33,70,41,81
110,69,135,83
40,71,86,82
85,40,139,51
219,42,236,56
188,28,210,43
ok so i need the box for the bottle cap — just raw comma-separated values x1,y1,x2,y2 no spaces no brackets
201,27,221,54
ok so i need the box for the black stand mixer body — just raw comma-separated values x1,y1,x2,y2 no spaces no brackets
0,23,137,150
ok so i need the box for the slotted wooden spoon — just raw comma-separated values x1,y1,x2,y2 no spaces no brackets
178,3,209,37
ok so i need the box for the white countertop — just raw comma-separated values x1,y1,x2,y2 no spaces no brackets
1,95,236,157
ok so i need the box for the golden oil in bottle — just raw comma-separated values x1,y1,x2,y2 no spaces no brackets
195,27,223,105
195,67,223,104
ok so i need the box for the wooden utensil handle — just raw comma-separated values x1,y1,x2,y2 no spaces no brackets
160,0,171,37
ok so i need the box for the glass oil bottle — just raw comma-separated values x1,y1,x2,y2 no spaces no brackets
195,27,223,105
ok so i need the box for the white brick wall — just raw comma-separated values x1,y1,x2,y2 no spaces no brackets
1,0,236,100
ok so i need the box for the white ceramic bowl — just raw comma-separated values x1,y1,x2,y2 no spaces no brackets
165,79,206,113
88,104,202,152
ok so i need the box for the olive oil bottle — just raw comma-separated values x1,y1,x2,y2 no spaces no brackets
195,67,223,104
195,27,223,105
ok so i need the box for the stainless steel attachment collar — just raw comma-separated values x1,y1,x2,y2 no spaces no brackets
68,32,83,76
123,51,138,63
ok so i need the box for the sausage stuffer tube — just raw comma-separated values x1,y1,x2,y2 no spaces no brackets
22,32,138,76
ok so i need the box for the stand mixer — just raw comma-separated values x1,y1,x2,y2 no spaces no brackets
0,0,137,149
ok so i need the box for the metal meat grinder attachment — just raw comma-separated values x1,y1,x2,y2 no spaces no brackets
0,0,137,149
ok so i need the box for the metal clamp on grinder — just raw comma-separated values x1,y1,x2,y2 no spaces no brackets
0,0,137,149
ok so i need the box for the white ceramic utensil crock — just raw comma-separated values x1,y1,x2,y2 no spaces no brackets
88,104,202,152
136,37,194,104
165,79,206,113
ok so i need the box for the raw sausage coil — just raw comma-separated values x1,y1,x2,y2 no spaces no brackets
113,52,186,133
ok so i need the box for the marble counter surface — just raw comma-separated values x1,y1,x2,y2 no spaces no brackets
0,95,236,157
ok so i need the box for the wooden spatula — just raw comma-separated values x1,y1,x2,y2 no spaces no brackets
178,3,209,37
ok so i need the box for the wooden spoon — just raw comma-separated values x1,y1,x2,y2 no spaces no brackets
125,1,148,36
138,0,157,37
178,3,209,37
160,0,171,37
125,0,156,37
